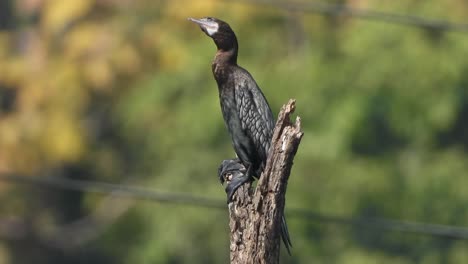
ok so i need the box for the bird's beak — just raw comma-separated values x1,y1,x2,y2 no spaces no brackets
187,17,219,35
188,17,207,26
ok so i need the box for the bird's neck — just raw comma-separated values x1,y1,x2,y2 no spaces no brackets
213,33,238,65
214,48,238,66
212,36,238,85
212,47,238,85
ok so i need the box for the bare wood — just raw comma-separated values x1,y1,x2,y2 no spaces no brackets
229,99,303,264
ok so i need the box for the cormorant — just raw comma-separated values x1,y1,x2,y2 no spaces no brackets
188,17,274,198
189,17,292,254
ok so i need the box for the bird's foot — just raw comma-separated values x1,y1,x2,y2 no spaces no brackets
225,174,251,203
217,158,251,203
218,158,244,184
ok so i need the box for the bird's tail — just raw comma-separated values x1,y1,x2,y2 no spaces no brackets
280,214,292,255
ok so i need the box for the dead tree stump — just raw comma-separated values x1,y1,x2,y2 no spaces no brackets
228,99,303,264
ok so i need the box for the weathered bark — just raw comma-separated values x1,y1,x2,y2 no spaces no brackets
229,99,303,264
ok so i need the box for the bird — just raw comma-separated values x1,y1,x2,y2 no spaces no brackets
189,17,292,254
188,17,275,199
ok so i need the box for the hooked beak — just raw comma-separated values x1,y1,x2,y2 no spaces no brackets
188,17,208,26
188,17,219,36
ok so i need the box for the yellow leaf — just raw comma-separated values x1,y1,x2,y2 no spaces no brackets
111,44,141,75
83,59,114,91
64,23,115,60
42,0,93,34
40,113,86,163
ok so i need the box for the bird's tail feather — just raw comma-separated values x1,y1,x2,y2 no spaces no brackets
280,214,292,255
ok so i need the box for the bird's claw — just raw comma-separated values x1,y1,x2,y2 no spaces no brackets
219,173,225,185
225,174,250,203
217,158,250,203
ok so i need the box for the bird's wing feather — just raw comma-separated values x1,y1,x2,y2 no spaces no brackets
235,78,275,164
249,81,275,134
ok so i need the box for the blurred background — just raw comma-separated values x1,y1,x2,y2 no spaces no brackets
1,0,468,263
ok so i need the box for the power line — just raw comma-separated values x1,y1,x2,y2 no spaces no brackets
0,174,224,209
287,209,468,240
231,0,468,33
1,174,468,240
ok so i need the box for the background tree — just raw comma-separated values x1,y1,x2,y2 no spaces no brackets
1,0,468,263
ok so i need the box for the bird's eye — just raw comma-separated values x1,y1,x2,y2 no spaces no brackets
206,17,214,21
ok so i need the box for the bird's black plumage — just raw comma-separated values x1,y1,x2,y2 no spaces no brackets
188,17,274,192
189,17,292,255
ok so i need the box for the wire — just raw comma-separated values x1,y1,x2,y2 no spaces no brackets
2,174,468,240
230,0,468,33
0,174,224,209
287,209,468,240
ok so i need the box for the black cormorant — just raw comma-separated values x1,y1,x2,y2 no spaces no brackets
189,17,292,254
188,17,274,198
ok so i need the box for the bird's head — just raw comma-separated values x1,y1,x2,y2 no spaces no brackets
188,17,237,51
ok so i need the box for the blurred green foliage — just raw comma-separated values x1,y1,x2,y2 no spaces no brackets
1,0,468,263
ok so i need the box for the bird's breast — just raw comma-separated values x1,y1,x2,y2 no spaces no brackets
212,62,232,85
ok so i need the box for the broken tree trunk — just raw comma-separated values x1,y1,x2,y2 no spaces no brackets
228,99,303,264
